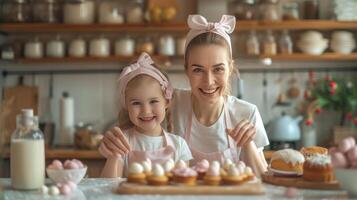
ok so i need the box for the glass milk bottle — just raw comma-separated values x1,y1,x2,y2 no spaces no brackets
11,109,45,190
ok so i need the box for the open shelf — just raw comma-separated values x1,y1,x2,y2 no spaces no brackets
1,20,357,33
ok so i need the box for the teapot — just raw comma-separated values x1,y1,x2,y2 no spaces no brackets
267,112,303,142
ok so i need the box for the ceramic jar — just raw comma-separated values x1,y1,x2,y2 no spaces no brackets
98,0,124,24
330,31,356,54
24,38,43,58
89,37,110,57
46,36,65,58
63,0,95,24
159,35,175,56
114,37,135,56
68,37,86,57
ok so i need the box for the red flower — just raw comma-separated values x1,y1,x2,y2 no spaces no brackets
305,119,313,126
346,113,353,121
315,108,322,114
329,81,337,90
330,89,335,96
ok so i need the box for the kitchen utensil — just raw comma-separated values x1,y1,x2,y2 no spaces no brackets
287,72,300,99
266,112,303,142
39,74,55,147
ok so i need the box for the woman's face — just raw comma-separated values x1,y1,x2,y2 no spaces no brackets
186,44,231,105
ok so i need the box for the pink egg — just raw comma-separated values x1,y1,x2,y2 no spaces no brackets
60,184,72,195
347,146,357,161
284,187,298,198
66,181,77,190
52,160,63,169
331,152,348,168
71,159,84,168
338,139,353,153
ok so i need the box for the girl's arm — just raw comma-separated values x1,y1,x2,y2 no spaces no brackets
241,141,268,177
100,156,124,178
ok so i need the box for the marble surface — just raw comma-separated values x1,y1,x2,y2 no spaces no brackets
0,178,349,200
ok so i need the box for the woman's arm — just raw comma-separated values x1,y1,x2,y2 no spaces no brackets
241,141,268,177
100,156,125,178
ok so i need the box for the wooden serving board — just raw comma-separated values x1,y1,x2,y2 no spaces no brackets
262,172,340,190
117,180,265,195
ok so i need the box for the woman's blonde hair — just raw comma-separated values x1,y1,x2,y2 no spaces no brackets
184,32,239,96
117,67,173,132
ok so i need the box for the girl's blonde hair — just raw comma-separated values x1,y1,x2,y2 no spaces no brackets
117,67,173,132
184,32,239,96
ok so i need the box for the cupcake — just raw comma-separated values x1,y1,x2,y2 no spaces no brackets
142,159,152,177
174,160,187,169
303,154,335,182
147,164,169,186
203,161,221,186
127,162,146,184
192,159,209,180
163,159,175,181
222,165,244,185
236,161,248,181
172,167,197,186
244,166,254,181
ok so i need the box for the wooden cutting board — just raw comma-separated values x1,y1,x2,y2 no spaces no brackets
117,179,265,195
262,172,340,190
3,81,39,142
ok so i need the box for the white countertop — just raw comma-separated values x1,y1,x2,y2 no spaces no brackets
0,178,349,200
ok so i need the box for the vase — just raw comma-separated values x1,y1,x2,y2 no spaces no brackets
301,123,317,147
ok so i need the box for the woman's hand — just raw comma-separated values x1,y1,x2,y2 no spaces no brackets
99,126,131,158
226,119,256,147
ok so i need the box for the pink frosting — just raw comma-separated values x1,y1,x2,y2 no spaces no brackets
347,146,357,161
331,152,348,168
173,167,197,177
193,160,210,173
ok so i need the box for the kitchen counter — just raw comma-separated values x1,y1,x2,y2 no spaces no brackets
0,178,349,200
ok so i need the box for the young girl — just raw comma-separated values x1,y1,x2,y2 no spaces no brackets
99,53,192,178
100,15,269,176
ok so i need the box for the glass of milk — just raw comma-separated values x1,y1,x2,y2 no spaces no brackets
11,109,45,190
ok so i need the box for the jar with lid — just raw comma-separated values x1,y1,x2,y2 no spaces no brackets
136,37,154,55
46,35,65,58
246,30,260,55
262,30,277,55
63,0,95,24
11,109,45,190
1,0,32,23
24,37,44,58
259,0,280,21
282,2,299,20
159,35,175,56
126,0,144,23
89,36,110,57
230,0,256,20
304,0,319,19
98,0,124,24
1,44,15,60
68,37,86,57
279,30,293,54
115,36,135,56
32,0,62,23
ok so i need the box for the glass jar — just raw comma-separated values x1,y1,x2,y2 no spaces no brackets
282,2,299,20
246,30,260,55
230,0,256,20
304,0,319,19
11,109,45,190
68,37,86,57
115,36,135,56
159,35,175,56
32,0,62,23
262,30,277,55
126,0,144,23
46,35,65,58
63,0,95,24
98,0,124,24
136,37,154,55
279,30,293,54
1,0,32,23
260,0,280,21
24,37,44,58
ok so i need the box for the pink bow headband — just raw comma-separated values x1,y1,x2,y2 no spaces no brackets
117,53,173,108
185,15,236,58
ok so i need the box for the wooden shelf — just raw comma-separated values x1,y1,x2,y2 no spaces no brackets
1,20,357,33
256,53,357,61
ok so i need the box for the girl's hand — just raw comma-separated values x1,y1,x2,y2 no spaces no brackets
226,119,256,147
99,126,131,158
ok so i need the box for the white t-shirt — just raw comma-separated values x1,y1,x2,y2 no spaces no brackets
171,89,269,158
122,129,192,173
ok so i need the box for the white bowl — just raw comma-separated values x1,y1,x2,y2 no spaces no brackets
46,166,87,184
331,43,356,54
335,168,357,197
297,39,328,55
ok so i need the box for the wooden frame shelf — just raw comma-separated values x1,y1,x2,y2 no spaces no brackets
1,20,357,33
256,53,357,61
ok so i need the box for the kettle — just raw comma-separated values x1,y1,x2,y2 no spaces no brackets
267,112,303,142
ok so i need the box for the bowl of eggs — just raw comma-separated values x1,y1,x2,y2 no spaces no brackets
46,159,87,184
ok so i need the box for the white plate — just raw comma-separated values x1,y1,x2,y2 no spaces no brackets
268,166,302,177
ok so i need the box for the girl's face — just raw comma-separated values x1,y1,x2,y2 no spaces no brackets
125,76,168,135
186,44,231,104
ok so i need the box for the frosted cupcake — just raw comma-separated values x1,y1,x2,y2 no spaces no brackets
141,159,152,177
163,159,175,181
203,161,221,186
147,164,169,186
127,162,146,184
222,165,244,185
192,159,210,180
